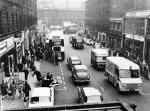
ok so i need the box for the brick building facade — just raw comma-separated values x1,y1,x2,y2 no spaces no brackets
0,0,37,84
38,8,85,28
85,0,111,39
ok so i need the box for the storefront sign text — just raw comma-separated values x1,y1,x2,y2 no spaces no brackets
0,36,14,57
125,34,144,42
0,42,7,56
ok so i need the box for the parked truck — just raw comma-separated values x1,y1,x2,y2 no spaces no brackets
91,48,108,70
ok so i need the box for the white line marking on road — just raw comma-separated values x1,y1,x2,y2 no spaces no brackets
139,91,150,95
64,86,67,90
101,87,104,92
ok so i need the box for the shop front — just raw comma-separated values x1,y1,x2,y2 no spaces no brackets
14,38,23,69
145,37,150,63
0,36,15,84
124,34,144,60
24,29,30,50
107,34,122,50
97,32,107,46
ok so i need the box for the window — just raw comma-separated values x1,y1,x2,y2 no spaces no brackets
131,70,139,78
0,11,2,34
103,57,106,60
31,97,39,103
7,13,9,32
115,68,119,76
12,13,14,31
76,69,87,73
72,60,81,65
120,70,130,78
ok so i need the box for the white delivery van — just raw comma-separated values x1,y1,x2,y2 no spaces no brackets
105,57,143,92
91,48,108,69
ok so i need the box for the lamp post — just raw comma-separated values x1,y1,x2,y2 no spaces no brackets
128,9,136,55
142,18,148,66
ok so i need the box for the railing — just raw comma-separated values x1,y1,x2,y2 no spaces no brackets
5,101,135,111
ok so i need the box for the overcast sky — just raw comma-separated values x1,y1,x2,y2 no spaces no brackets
38,0,85,9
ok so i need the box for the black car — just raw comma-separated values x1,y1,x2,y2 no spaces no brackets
69,35,76,43
72,65,90,83
67,56,81,70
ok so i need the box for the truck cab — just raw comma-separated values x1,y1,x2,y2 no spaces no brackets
91,48,108,70
72,36,84,49
105,57,143,92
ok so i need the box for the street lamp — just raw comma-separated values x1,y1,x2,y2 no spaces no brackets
128,9,136,54
142,18,148,66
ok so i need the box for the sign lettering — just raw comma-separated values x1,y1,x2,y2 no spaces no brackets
0,42,7,55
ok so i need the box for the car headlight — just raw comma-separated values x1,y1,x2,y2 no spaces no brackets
88,75,90,79
138,84,142,87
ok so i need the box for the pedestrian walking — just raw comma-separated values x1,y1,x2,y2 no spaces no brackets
32,69,42,84
10,80,17,100
1,80,8,100
23,68,29,81
18,84,23,98
17,63,23,72
25,48,29,58
145,64,150,79
22,56,26,68
23,81,31,107
26,59,30,68
55,52,59,64
30,47,35,61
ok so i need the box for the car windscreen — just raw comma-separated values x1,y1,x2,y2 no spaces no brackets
72,60,81,65
87,96,101,103
96,56,107,62
76,69,87,73
131,70,139,78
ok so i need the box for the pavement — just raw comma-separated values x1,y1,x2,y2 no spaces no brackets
1,60,42,111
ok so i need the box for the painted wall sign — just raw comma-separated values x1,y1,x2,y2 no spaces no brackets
0,36,14,57
0,42,7,56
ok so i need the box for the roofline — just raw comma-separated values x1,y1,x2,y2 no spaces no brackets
124,9,150,19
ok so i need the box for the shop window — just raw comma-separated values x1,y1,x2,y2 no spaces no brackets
7,13,9,32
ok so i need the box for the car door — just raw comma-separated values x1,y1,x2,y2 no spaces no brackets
78,88,84,103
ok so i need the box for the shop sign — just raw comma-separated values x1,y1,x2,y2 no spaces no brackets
14,38,22,42
0,42,7,56
7,36,14,49
125,34,144,42
0,36,14,57
21,31,25,41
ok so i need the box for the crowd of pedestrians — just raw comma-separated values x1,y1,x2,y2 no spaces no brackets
1,40,38,106
98,41,150,79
